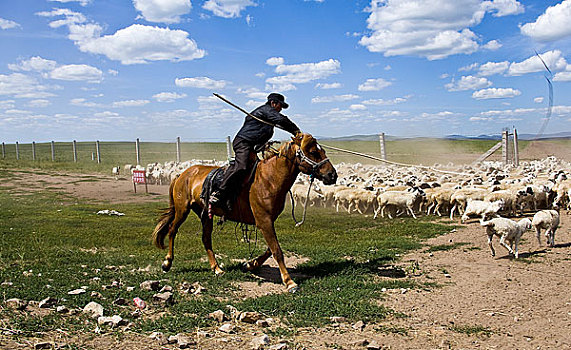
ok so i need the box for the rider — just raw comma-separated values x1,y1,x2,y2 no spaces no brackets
210,93,301,210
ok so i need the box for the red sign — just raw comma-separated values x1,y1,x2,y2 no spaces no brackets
132,170,148,193
132,170,146,184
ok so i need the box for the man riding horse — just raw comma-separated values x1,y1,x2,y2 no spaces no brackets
209,93,300,211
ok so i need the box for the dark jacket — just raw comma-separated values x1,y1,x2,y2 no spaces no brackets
235,103,300,147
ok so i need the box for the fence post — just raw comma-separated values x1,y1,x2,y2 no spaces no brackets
135,138,141,165
96,140,101,164
379,133,386,160
176,137,181,163
16,142,20,160
51,141,55,161
226,136,233,161
501,130,509,164
513,128,519,167
32,142,36,161
1,142,5,159
73,140,78,162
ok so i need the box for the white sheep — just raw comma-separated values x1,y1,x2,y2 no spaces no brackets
480,217,532,258
461,199,503,223
531,209,560,247
373,188,425,220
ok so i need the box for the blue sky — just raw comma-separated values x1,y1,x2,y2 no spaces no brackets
1,0,570,142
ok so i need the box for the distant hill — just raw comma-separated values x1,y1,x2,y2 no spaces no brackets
319,131,571,141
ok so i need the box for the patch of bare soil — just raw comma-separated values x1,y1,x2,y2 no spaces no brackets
0,171,168,203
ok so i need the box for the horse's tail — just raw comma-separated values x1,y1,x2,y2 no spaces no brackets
152,177,178,249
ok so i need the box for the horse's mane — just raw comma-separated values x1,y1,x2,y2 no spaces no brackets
261,140,294,160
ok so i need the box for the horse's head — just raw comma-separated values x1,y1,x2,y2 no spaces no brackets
292,133,337,185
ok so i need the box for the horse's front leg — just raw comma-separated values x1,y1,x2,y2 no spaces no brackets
256,217,298,292
201,214,224,275
242,248,272,272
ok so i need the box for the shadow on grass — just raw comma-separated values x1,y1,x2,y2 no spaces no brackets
241,256,405,285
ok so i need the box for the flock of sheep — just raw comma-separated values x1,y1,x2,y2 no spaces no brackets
121,155,570,259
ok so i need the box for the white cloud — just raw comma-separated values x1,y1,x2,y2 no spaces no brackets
482,39,502,50
108,69,118,76
153,92,187,102
266,59,341,91
37,9,206,65
358,78,392,91
478,61,509,76
311,94,359,103
534,97,544,103
362,97,408,105
520,0,571,42
445,75,492,91
49,0,91,5
266,57,284,66
359,0,522,60
49,64,103,83
94,111,120,118
133,0,192,23
470,116,492,121
483,0,524,17
554,71,571,82
237,88,267,99
472,87,521,99
315,82,342,89
0,73,57,99
0,100,16,109
202,0,256,18
112,99,150,107
8,56,58,72
28,99,51,108
77,24,206,64
0,18,20,30
508,50,567,76
350,104,367,110
70,98,101,107
175,76,227,89
36,8,87,28
459,62,479,72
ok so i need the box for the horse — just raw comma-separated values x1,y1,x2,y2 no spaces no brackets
152,133,337,292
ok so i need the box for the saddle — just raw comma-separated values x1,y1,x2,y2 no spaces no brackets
200,156,259,209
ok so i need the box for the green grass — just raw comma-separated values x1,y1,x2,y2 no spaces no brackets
0,169,453,337
448,324,493,336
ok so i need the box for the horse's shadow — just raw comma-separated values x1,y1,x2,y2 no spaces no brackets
239,256,403,285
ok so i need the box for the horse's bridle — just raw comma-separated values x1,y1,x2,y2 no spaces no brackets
296,147,330,177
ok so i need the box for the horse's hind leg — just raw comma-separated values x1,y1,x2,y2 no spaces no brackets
162,208,189,272
201,213,224,275
242,248,272,272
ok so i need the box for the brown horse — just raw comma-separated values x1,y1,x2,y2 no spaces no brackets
152,133,337,292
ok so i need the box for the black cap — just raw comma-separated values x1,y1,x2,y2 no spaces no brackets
267,93,289,109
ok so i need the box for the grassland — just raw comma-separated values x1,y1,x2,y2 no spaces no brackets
0,138,546,174
0,169,452,338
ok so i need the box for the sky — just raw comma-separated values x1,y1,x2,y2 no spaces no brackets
1,0,570,143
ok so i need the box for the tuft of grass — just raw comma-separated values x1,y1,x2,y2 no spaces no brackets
448,324,493,336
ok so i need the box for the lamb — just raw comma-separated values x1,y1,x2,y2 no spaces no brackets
531,209,560,247
460,199,503,223
449,187,488,219
373,187,425,220
480,217,532,258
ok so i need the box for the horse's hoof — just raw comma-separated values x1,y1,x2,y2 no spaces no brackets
241,262,251,272
161,261,171,272
214,268,225,276
287,285,299,294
